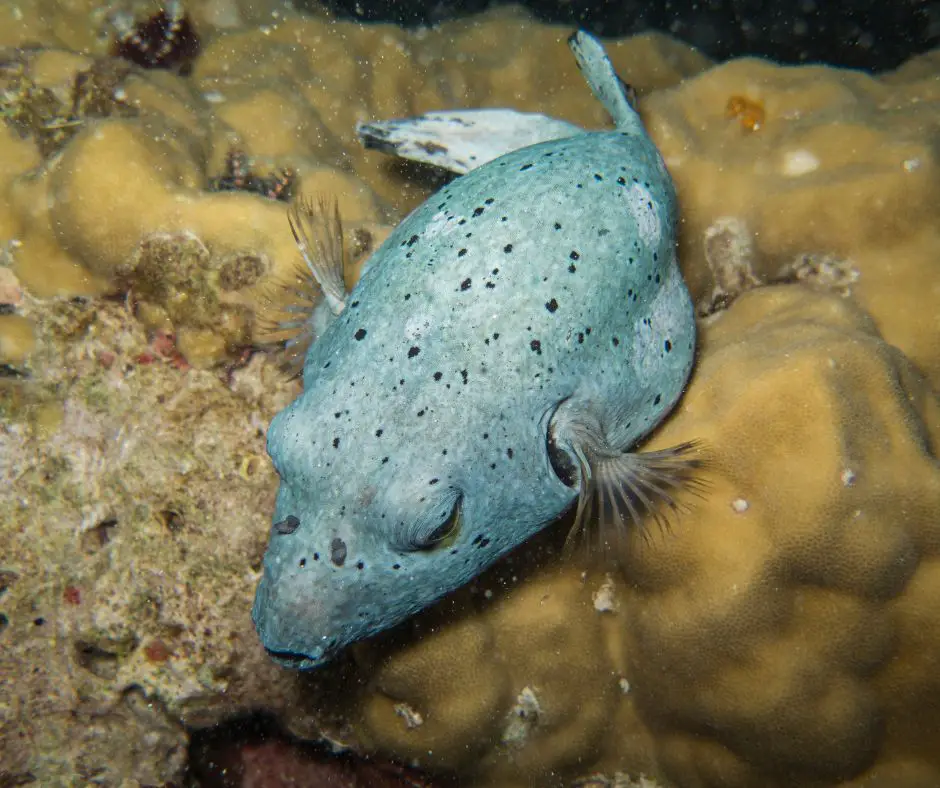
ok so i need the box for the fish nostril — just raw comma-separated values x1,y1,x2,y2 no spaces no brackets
330,537,347,566
273,515,300,535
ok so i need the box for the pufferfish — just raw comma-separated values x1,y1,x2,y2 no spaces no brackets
252,31,700,669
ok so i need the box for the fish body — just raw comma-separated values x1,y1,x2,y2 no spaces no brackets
253,33,697,669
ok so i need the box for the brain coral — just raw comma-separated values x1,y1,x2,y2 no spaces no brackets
341,286,940,788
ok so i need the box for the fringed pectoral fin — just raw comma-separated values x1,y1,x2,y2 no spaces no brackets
548,405,705,558
256,195,348,376
287,194,347,316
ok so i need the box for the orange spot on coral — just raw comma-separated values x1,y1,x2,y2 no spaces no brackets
63,586,81,605
144,639,172,662
726,95,765,132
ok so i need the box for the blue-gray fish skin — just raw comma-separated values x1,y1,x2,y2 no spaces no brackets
253,35,696,670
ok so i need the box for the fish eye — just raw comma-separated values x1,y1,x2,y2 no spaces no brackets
546,423,579,488
414,495,462,550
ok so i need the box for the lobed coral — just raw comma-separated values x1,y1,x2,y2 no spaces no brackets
639,51,940,386
0,5,938,787
345,286,940,788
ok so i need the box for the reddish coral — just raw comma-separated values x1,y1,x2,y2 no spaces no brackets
62,586,81,605
143,639,172,663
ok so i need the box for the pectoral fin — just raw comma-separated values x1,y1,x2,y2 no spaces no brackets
547,403,704,556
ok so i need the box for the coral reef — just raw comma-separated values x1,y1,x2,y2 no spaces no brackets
0,5,938,787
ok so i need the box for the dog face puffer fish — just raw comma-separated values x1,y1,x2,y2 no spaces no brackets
253,31,699,669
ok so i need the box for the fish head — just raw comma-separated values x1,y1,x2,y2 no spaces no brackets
252,371,572,669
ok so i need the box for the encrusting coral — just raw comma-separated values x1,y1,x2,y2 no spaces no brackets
0,5,939,787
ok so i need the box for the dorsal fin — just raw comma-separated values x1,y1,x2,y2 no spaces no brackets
567,30,645,136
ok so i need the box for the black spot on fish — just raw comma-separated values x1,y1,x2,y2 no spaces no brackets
594,173,603,181
375,428,383,437
330,537,347,567
577,332,584,344
506,448,514,459
554,222,562,230
299,558,306,567
503,244,513,253
392,563,401,570
568,263,577,273
493,332,500,340
404,293,411,300
472,206,484,217
417,409,425,417
530,339,542,354
458,218,466,225
520,163,533,171
356,561,365,570
406,234,419,247
655,273,661,283
654,394,662,405
485,197,494,205
408,346,420,358
570,250,580,260
460,278,472,290
545,298,558,313
350,300,360,308
354,328,367,340
460,369,468,384
458,248,467,257
332,437,340,448
382,457,389,464
665,340,672,352
612,337,620,346
433,371,442,381
429,478,439,485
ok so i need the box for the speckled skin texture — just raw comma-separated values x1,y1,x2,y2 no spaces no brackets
253,124,695,667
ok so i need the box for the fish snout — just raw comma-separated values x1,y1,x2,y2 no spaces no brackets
251,565,337,669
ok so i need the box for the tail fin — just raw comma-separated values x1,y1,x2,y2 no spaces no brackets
567,31,644,136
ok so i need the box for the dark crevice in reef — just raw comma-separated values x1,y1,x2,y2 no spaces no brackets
188,712,457,788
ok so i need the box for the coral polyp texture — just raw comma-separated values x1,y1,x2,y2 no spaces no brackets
0,6,939,788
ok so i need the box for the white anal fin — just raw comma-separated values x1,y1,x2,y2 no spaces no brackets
548,404,705,558
287,195,347,316
356,110,583,174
